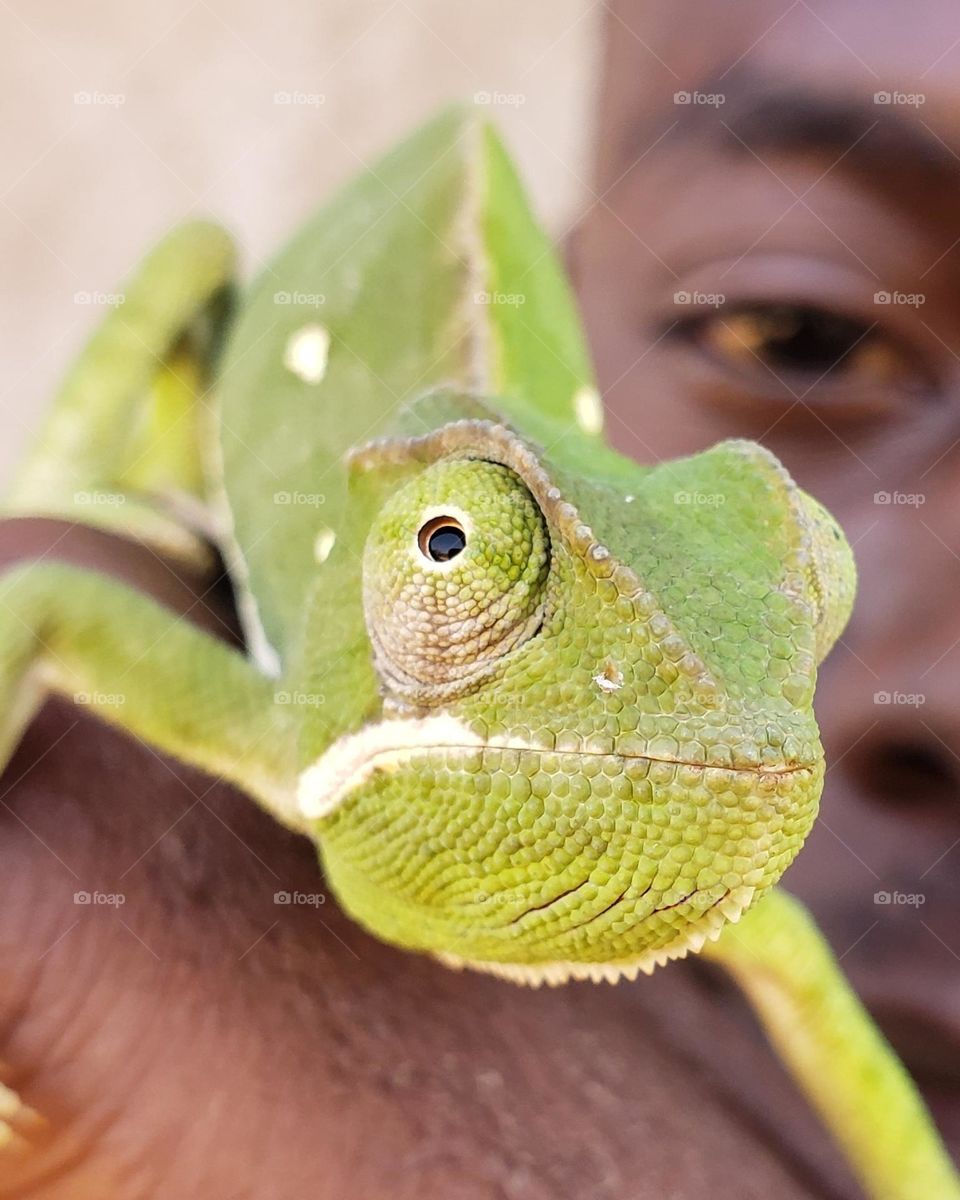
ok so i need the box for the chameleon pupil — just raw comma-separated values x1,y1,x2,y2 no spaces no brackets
426,525,466,561
417,514,467,562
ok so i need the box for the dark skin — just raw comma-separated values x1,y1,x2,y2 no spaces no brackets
0,523,840,1199
574,0,960,1168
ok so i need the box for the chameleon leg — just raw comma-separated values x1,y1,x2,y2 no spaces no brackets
703,887,960,1200
4,221,236,566
0,560,300,827
0,558,302,1152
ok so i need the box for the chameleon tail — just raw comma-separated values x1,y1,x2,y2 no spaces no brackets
5,221,236,566
704,887,960,1200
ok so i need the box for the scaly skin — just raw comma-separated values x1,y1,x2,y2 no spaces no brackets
304,424,831,982
0,108,955,1200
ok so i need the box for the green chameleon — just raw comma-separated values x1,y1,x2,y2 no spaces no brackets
1,108,956,1200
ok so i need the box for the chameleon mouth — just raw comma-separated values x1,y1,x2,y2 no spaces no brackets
296,713,812,821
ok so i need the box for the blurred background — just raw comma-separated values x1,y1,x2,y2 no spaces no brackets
0,0,599,481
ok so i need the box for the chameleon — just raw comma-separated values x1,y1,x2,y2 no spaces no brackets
0,107,956,1200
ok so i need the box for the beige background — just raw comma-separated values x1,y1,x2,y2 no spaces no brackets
0,0,600,482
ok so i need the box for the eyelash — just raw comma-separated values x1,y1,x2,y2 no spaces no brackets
668,299,941,414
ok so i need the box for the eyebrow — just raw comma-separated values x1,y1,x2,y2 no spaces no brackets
627,74,960,194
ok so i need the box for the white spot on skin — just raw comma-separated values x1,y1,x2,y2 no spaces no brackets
314,527,337,564
284,324,330,384
297,714,483,820
573,385,603,435
593,662,624,693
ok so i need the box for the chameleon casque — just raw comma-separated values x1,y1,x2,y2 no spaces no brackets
0,108,957,1199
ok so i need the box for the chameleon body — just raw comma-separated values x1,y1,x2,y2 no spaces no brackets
0,108,956,1199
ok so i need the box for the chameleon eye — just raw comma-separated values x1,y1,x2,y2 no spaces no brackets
418,515,466,562
363,459,549,691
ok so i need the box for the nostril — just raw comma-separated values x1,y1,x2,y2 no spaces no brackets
857,738,957,809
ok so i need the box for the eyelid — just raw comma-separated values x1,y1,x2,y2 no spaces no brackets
663,252,945,358
661,298,944,427
670,252,869,302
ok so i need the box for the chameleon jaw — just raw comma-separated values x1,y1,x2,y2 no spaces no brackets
299,716,812,984
434,883,757,987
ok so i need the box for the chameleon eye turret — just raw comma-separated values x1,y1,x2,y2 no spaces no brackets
362,458,549,694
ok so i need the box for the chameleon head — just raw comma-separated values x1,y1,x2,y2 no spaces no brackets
297,420,855,984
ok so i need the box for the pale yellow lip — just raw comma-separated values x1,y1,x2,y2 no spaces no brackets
296,713,813,821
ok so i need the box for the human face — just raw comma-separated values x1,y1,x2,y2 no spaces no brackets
575,0,960,1154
